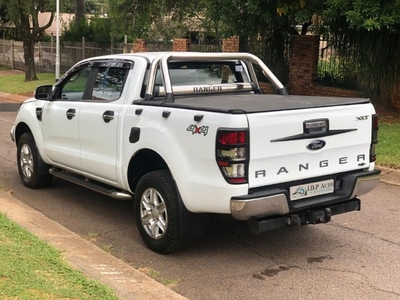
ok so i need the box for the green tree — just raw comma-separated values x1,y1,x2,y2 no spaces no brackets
323,0,400,31
0,0,55,81
322,0,400,107
62,0,106,14
63,16,112,46
106,0,193,41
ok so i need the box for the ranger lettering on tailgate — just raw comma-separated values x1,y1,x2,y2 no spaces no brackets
255,154,367,177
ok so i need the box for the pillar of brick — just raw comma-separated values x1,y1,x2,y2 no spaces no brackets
288,35,320,95
133,39,146,52
173,38,191,52
222,36,240,52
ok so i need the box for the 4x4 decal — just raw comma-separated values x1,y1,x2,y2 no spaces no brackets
187,124,209,136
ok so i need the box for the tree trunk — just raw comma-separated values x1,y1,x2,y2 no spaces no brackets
75,0,86,22
23,39,37,81
19,13,37,81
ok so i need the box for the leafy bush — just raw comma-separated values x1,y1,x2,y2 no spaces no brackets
62,16,116,46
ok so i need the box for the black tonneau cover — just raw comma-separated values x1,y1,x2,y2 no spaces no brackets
135,94,370,114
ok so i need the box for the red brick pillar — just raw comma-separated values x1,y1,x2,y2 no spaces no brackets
288,35,320,95
133,39,146,52
173,38,191,52
222,36,240,52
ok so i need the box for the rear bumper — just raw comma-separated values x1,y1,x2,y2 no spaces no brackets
230,169,380,221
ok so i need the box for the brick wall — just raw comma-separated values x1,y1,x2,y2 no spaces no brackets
288,35,319,95
287,35,366,100
308,85,361,98
173,38,191,52
222,36,240,52
133,39,146,52
259,82,275,94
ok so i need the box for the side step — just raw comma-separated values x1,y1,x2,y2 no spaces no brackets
49,168,132,200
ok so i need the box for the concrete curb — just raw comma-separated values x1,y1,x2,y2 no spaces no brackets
0,91,30,103
377,166,400,187
0,189,186,300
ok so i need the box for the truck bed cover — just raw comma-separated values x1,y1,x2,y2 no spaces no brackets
136,94,370,114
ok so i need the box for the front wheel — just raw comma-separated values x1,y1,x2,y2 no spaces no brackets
17,132,52,188
134,170,187,254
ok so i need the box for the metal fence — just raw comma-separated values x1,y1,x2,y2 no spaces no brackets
145,40,174,52
0,37,357,91
0,38,222,74
191,40,222,52
0,39,132,74
317,38,358,90
0,40,26,70
247,37,292,86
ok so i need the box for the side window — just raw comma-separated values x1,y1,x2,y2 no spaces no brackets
91,67,128,101
59,66,91,101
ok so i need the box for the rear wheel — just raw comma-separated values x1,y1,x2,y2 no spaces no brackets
17,132,52,188
134,170,187,254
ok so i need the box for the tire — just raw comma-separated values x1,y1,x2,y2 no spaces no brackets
17,132,52,188
134,170,187,254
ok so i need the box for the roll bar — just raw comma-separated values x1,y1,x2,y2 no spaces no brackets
144,52,288,102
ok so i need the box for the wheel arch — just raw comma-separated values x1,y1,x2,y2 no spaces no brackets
14,122,32,145
127,148,168,193
128,149,211,240
14,121,49,164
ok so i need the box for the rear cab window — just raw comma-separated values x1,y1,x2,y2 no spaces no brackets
155,61,251,86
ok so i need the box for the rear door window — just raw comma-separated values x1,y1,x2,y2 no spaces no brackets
91,66,129,101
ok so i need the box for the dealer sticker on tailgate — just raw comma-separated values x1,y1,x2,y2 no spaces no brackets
290,179,334,201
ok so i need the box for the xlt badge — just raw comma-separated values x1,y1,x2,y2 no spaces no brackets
356,115,369,121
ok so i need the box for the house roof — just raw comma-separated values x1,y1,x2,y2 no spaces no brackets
0,13,75,35
38,12,75,35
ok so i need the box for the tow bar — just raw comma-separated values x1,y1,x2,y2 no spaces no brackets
248,199,360,235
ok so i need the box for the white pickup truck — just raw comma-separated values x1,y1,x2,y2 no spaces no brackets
10,52,380,253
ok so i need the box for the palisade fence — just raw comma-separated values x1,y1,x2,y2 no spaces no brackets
246,37,292,86
317,38,358,90
0,38,133,74
0,38,220,73
0,37,357,91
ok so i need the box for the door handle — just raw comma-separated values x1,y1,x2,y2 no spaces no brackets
103,110,114,123
66,108,76,120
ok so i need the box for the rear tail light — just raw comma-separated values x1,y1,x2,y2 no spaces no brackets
216,129,249,184
370,114,379,162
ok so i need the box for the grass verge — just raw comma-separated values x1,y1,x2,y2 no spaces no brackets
0,72,54,94
376,120,400,169
0,213,118,299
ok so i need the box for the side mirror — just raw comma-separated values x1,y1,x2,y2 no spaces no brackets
35,85,53,100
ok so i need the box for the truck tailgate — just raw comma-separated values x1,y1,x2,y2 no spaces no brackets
247,103,375,188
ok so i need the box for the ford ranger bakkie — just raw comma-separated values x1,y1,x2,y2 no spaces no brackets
10,52,380,253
